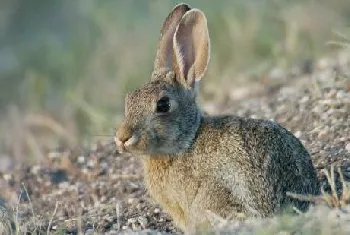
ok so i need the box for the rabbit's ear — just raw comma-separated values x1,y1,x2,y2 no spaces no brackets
173,9,210,88
153,4,191,76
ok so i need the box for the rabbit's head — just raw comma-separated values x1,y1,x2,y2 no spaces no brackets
115,4,210,156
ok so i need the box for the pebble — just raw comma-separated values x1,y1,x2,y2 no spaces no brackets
85,229,95,235
48,151,60,159
138,216,148,228
87,159,95,168
31,165,41,174
77,156,85,164
106,230,118,235
327,109,335,115
81,169,90,176
317,58,330,70
127,198,137,204
3,174,12,181
101,161,109,171
127,217,137,225
154,208,160,214
336,90,347,99
300,96,310,103
294,131,302,138
132,223,141,231
326,89,337,99
58,182,70,189
345,143,350,153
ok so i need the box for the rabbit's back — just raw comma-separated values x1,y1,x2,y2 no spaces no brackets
192,115,320,214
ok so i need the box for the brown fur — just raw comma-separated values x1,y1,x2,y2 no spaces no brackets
116,4,320,233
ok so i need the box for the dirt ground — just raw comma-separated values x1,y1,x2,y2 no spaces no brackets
0,50,350,234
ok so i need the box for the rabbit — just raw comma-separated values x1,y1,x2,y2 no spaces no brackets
115,3,320,233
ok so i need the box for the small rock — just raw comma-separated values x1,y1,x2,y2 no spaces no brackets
154,208,161,214
100,161,109,170
58,182,70,189
127,218,137,225
31,165,41,174
85,229,94,235
138,216,148,228
317,58,331,70
100,196,107,203
77,156,85,164
3,174,12,181
48,151,60,159
345,143,350,153
87,159,95,168
106,230,118,235
336,90,347,99
294,131,302,138
131,223,141,231
326,89,337,99
299,96,309,103
127,198,137,204
327,109,335,115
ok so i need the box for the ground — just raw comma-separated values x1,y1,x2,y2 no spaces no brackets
0,50,349,234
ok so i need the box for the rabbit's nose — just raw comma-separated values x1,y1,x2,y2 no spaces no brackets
116,128,132,144
116,126,138,148
118,132,131,144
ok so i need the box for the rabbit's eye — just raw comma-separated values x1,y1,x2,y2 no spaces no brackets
156,97,170,113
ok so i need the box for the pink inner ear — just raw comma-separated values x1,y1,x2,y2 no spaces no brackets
176,32,194,83
193,25,209,81
173,9,210,87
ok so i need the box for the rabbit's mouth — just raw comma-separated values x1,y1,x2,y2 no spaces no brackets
115,133,140,154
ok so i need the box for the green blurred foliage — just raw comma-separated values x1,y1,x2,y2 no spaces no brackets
0,0,349,159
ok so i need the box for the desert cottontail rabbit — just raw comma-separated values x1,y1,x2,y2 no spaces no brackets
116,3,320,232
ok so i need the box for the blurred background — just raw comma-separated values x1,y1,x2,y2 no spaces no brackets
0,0,349,166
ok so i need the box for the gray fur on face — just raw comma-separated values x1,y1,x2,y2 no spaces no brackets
121,74,201,156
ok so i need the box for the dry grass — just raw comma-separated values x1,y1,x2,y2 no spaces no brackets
287,165,350,209
203,166,350,235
